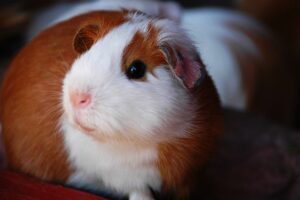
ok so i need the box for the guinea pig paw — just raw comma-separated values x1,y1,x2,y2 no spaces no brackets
129,190,155,200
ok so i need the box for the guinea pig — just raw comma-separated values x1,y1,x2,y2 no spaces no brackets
0,10,223,200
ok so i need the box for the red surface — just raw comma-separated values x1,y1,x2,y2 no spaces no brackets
0,170,107,200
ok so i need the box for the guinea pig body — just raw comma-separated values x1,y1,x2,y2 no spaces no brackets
0,11,222,200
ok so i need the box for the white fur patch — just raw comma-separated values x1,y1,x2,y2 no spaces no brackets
62,16,195,198
62,121,161,196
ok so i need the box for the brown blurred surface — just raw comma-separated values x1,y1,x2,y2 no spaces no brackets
0,170,107,200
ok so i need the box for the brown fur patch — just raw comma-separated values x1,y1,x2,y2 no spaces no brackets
0,11,128,183
157,77,223,199
122,24,167,81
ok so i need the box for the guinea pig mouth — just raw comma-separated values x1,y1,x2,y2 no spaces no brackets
73,113,94,133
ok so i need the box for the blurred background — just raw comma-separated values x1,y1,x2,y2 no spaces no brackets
0,0,299,130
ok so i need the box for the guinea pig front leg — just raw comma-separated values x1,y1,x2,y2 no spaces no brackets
129,189,155,200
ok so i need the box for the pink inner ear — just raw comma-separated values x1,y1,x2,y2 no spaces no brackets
174,53,202,89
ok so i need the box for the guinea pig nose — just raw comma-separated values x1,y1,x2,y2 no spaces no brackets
70,92,91,109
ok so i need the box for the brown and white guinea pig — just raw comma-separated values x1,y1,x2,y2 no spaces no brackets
0,10,223,200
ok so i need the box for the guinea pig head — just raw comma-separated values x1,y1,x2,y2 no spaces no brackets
62,13,206,142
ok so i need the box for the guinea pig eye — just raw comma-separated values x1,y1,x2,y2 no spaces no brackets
126,60,147,79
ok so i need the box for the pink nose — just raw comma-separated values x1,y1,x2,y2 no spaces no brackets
70,92,91,109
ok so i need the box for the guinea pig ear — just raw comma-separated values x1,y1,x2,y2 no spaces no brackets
160,44,206,90
73,24,100,54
